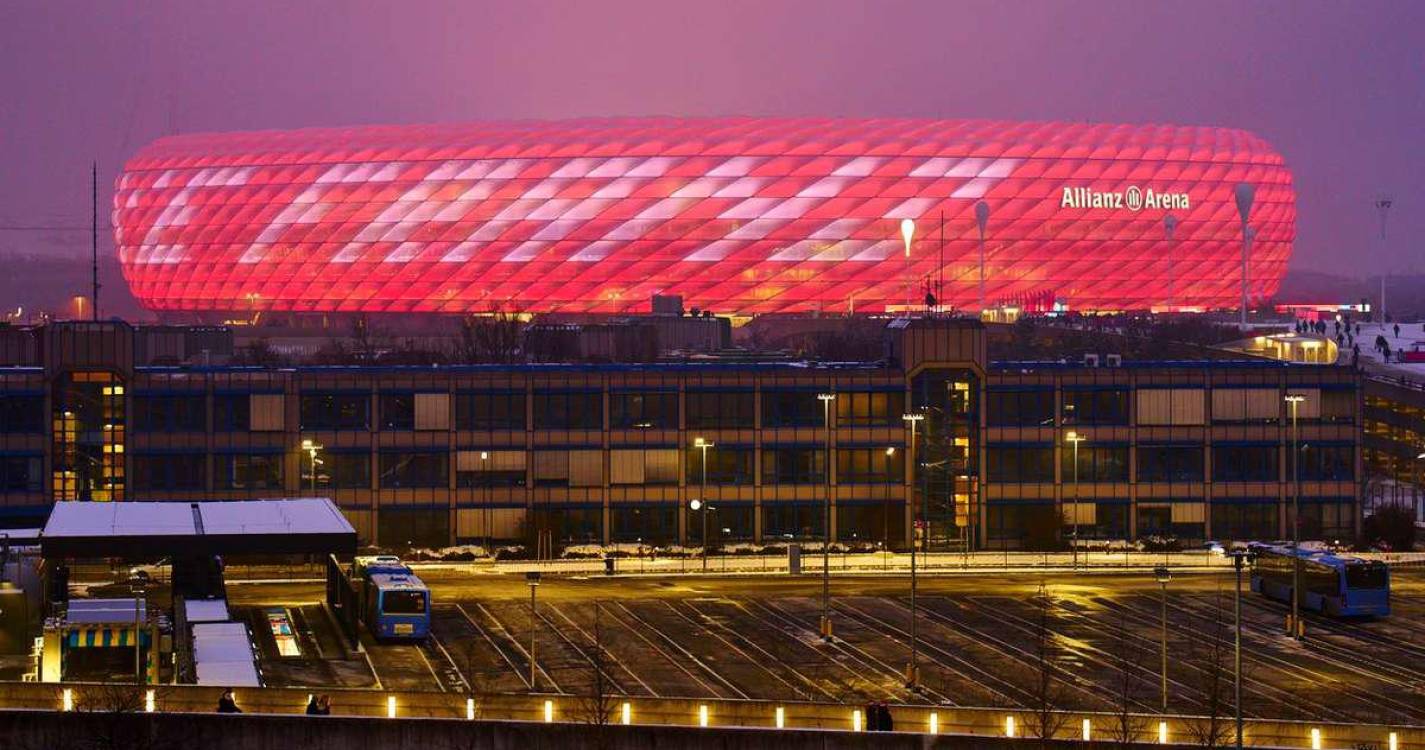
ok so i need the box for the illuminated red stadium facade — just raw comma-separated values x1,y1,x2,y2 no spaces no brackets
114,118,1294,316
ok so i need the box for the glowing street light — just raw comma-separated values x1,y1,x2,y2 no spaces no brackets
301,439,324,494
693,437,714,573
901,218,915,315
1065,431,1087,568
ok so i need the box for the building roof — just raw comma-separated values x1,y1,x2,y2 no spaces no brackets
41,498,357,559
192,621,261,687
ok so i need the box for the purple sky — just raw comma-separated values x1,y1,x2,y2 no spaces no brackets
2,0,1422,285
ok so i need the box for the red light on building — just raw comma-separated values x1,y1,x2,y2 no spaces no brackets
114,117,1294,316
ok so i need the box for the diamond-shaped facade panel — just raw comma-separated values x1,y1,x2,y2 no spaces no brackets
114,118,1294,315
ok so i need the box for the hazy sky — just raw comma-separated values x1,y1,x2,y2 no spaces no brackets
2,0,1422,280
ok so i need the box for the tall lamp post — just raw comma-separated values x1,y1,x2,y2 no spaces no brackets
1375,196,1392,322
301,439,323,494
526,571,541,691
1164,215,1178,312
1234,184,1255,328
694,437,714,573
1065,431,1087,569
902,411,925,689
901,218,915,315
1284,394,1305,639
975,201,990,315
1229,550,1254,750
818,392,837,640
1153,566,1171,712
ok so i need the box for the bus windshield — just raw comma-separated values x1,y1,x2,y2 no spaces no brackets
381,590,427,614
1345,564,1388,590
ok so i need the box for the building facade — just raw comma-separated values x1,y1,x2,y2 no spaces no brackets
115,117,1294,317
0,320,1360,549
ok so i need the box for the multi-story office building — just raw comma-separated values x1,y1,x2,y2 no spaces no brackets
1363,376,1425,513
0,319,1360,549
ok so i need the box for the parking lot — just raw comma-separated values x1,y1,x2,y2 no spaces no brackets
226,569,1425,724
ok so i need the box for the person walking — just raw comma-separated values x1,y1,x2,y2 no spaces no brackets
217,689,242,714
306,695,322,715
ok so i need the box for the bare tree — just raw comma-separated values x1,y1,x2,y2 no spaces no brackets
1024,580,1071,747
572,602,620,747
455,309,524,363
1107,606,1150,748
1183,589,1233,748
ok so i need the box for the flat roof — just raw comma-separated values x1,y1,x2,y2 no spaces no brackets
184,598,231,624
192,621,261,687
41,498,356,560
67,598,145,625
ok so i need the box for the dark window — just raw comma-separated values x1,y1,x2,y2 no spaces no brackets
0,455,42,492
610,391,678,429
1290,444,1355,481
1346,563,1388,590
609,505,675,544
837,502,905,545
379,451,449,489
1212,502,1277,540
762,503,825,540
691,502,755,543
381,591,427,615
454,392,526,431
1137,445,1205,482
1062,445,1130,482
686,391,754,429
0,395,45,433
379,393,415,430
132,453,206,491
317,452,370,490
685,446,754,485
762,391,823,427
1212,445,1279,482
132,395,207,432
1062,389,1130,426
836,447,904,484
213,394,250,431
986,445,1054,482
300,393,369,431
836,391,905,427
218,454,283,490
533,391,602,430
987,389,1055,427
762,447,826,484
986,502,1062,549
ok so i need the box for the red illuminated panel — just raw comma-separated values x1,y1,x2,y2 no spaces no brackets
113,118,1294,315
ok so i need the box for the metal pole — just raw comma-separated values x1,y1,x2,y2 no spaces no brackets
701,445,709,573
822,395,833,640
909,418,919,689
1291,399,1301,640
1072,438,1080,569
134,587,142,684
1234,555,1244,750
1160,580,1168,712
309,448,317,494
1241,222,1250,327
529,583,537,691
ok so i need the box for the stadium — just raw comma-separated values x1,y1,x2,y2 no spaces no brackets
113,117,1295,316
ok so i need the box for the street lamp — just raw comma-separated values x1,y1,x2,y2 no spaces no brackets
1164,215,1178,312
902,411,926,689
1228,550,1255,750
818,392,837,640
975,201,990,314
1284,394,1305,639
1153,566,1171,712
301,439,324,494
130,577,145,684
1234,183,1255,328
526,571,541,691
901,218,915,315
1065,431,1087,569
694,438,714,573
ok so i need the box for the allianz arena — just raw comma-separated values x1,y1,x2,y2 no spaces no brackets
114,117,1294,315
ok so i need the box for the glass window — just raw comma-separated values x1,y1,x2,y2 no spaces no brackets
316,452,370,490
132,453,206,491
836,391,905,427
1290,444,1354,481
213,394,251,431
456,450,526,488
685,446,754,485
455,391,526,431
762,503,825,541
1062,389,1130,426
686,390,754,429
1137,445,1205,482
0,455,42,492
762,447,826,484
986,502,1061,549
1212,445,1279,482
691,502,755,543
1062,445,1130,482
610,391,678,429
985,445,1054,482
836,502,905,546
1211,502,1277,540
0,396,44,434
836,447,904,484
379,451,449,489
533,391,602,430
761,391,823,427
381,591,427,615
379,392,415,430
300,393,370,431
610,505,676,544
218,454,283,490
986,389,1055,427
132,395,207,432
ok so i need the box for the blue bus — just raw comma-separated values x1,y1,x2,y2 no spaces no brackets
1250,544,1390,617
353,556,431,640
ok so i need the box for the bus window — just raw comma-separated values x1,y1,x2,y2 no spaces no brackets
382,590,427,614
1345,564,1388,590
